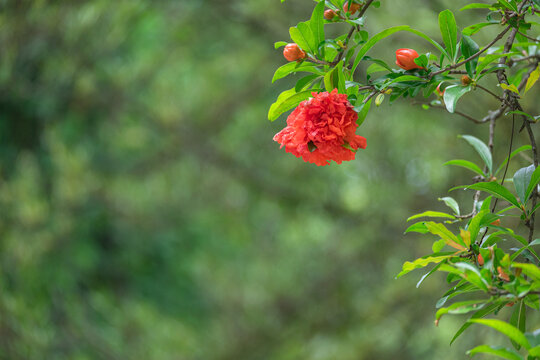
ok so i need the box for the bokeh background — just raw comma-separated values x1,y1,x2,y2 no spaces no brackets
0,0,538,359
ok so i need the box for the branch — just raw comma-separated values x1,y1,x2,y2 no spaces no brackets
331,0,375,66
429,26,512,79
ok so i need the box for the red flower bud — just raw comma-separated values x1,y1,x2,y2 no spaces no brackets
497,266,510,282
283,43,306,62
477,254,484,266
461,75,472,85
490,219,501,226
324,9,336,20
342,1,361,14
436,83,445,97
395,48,423,70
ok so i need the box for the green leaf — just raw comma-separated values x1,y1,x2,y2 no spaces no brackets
443,85,472,113
525,66,540,94
498,0,518,12
461,35,480,77
352,26,450,73
274,41,288,49
462,22,497,36
467,345,523,360
466,182,520,208
467,210,488,244
404,222,429,234
309,1,325,55
514,165,535,204
495,145,532,176
355,99,371,126
460,135,493,175
289,23,315,54
460,3,494,10
451,303,505,345
500,83,520,95
272,62,323,83
439,9,458,61
416,263,443,288
397,254,453,278
425,222,467,250
469,319,531,350
295,74,320,92
509,300,527,350
444,159,485,176
352,26,411,73
529,346,540,357
268,89,315,121
407,211,456,222
525,165,540,204
436,300,487,321
439,196,460,215
389,75,426,83
512,263,540,281
476,54,511,75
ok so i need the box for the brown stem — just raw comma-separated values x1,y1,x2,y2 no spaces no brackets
332,0,375,66
429,26,512,79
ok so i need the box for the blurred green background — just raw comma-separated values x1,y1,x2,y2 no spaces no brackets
0,0,538,359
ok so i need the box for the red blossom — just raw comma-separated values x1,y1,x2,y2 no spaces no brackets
395,48,423,70
273,89,367,166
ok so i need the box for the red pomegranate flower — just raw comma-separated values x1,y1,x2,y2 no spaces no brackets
273,89,367,166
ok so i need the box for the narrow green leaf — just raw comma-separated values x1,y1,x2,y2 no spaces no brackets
460,3,494,10
436,300,487,321
444,159,485,176
510,300,523,350
525,165,540,203
397,255,452,278
467,210,489,244
355,99,371,126
529,346,540,357
514,165,535,204
476,54,511,75
290,24,315,54
416,263,443,288
439,9,458,61
461,35,480,77
525,66,540,94
495,145,532,176
407,211,456,222
268,89,315,121
451,303,504,345
462,22,497,36
439,196,460,215
466,345,522,360
425,222,467,250
272,62,323,83
310,1,325,54
512,263,540,281
498,0,518,12
469,319,531,350
352,26,410,73
460,135,493,175
274,41,288,49
467,182,520,208
404,222,429,234
443,85,472,113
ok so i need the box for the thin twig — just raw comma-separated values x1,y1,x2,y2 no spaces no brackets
475,84,503,102
429,26,512,79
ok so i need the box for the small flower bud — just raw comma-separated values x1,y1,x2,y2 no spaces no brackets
506,302,515,307
497,266,510,282
342,1,361,14
436,83,445,97
324,9,336,20
477,254,484,266
461,75,472,85
283,43,306,62
490,219,501,226
395,48,424,70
